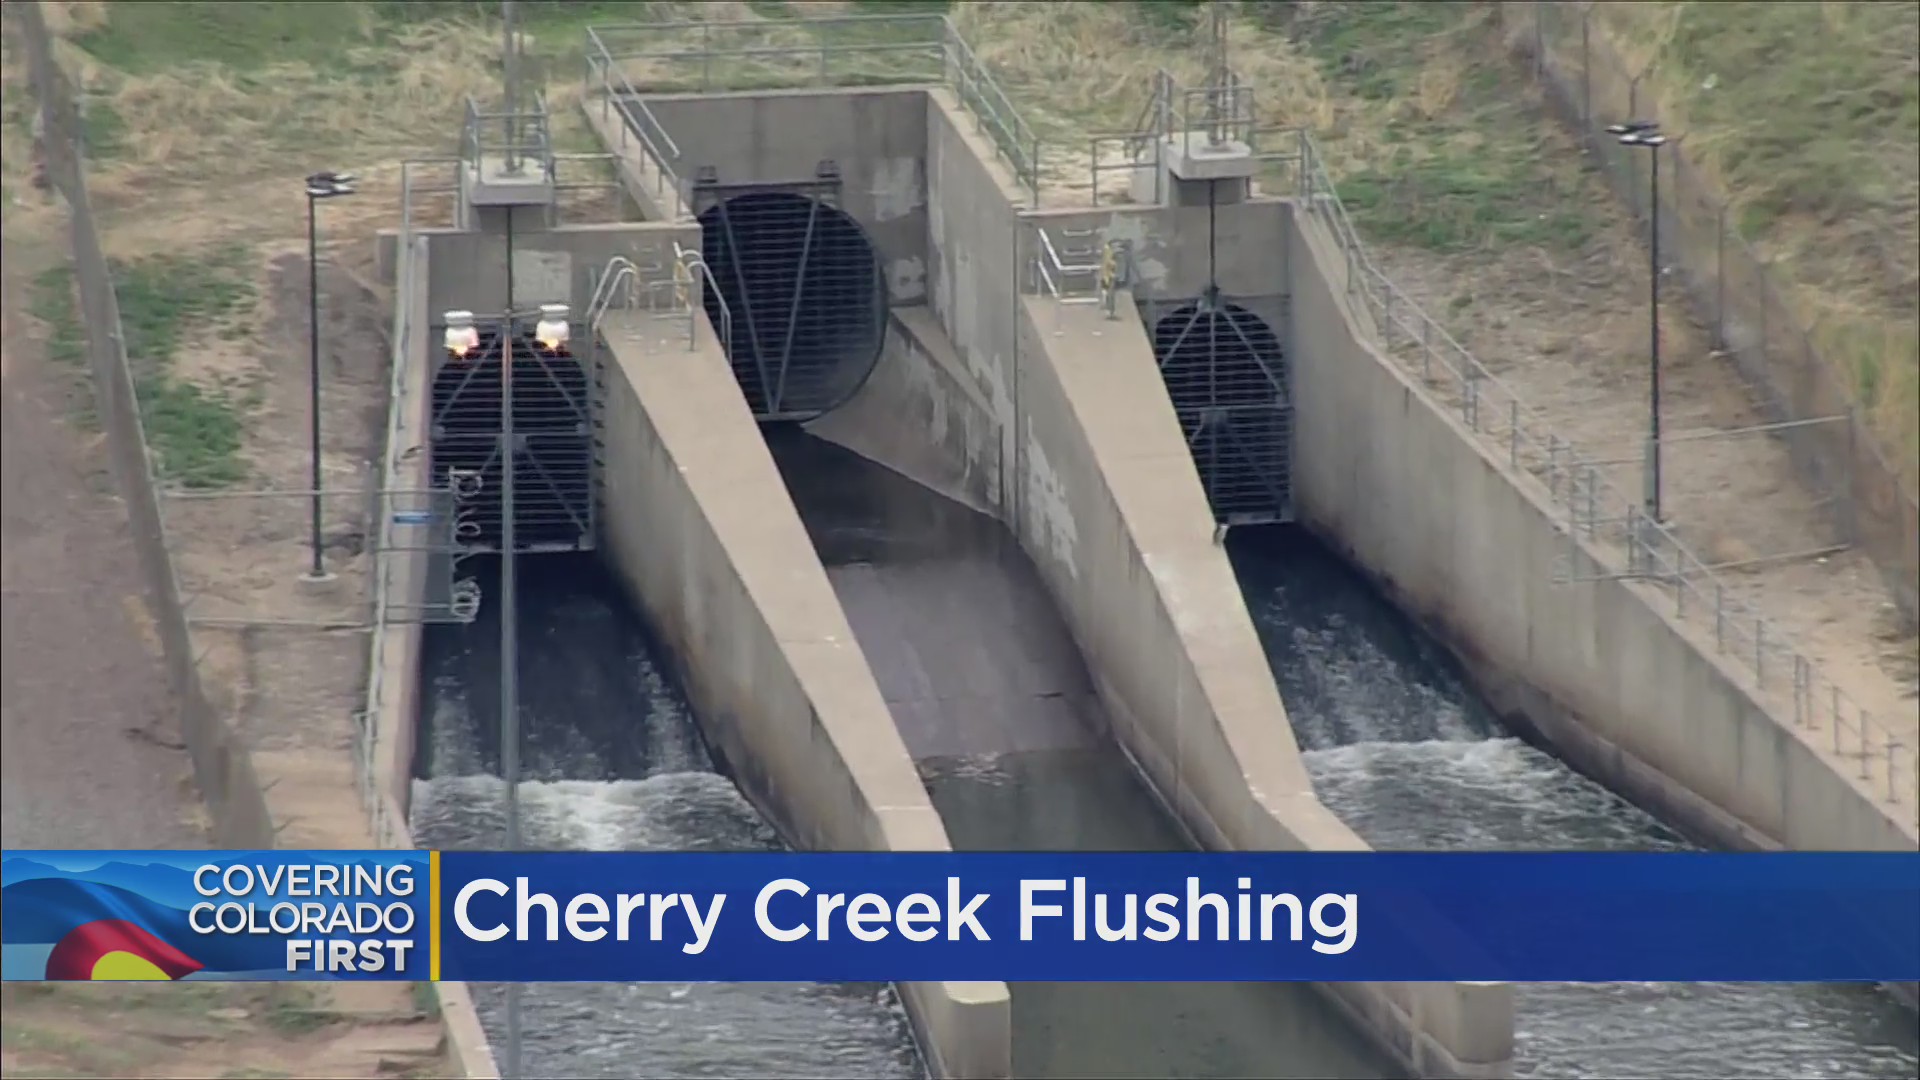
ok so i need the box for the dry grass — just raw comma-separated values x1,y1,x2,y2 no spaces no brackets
1584,0,1920,489
952,1,1334,137
3,14,453,1078
1,982,446,1080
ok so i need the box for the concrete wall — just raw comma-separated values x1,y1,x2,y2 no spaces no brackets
594,306,1010,1079
1283,203,1919,855
805,305,1004,514
641,89,932,304
915,88,1515,1079
420,221,699,319
371,236,501,1080
916,99,1296,525
1016,298,1513,1079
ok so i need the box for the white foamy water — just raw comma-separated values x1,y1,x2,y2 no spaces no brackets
1302,737,1687,852
1236,532,1920,1080
1305,737,1920,1080
410,561,922,1080
411,773,921,1080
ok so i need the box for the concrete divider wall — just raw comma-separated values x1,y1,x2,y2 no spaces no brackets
1013,297,1513,1080
922,88,1514,1079
632,89,933,304
805,305,1005,514
370,235,500,1079
1283,203,1919,854
1018,201,1293,334
594,307,1011,1078
422,222,698,317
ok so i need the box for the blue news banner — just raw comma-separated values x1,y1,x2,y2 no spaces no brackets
2,850,1915,984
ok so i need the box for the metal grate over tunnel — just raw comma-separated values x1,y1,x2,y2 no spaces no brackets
430,323,596,554
1150,297,1295,525
694,180,887,421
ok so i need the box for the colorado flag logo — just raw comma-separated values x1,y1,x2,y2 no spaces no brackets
2,856,282,981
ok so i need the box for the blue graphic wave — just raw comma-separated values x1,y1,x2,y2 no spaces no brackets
0,877,287,975
3,855,263,910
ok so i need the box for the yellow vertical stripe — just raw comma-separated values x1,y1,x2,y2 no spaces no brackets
429,850,442,982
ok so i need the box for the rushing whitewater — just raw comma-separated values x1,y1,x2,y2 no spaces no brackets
1233,529,1920,1080
410,557,920,1080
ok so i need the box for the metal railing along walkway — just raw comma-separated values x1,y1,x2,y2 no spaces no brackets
1290,129,1913,811
583,13,1043,207
572,9,1911,814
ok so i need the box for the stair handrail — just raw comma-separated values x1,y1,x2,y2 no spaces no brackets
671,241,733,354
1098,237,1133,319
587,255,642,330
1033,225,1103,305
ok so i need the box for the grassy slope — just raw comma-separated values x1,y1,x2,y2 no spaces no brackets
19,0,1907,478
1278,3,1601,256
28,249,260,489
1586,0,1919,482
951,0,1918,487
4,1,623,488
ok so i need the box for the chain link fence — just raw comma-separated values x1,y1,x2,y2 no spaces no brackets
1295,120,1915,812
11,0,276,847
1498,0,1918,626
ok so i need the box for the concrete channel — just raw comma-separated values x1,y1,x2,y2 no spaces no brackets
361,19,1917,1080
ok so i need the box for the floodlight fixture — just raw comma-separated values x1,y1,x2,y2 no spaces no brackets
1607,120,1666,148
534,303,571,351
444,310,481,358
306,170,358,199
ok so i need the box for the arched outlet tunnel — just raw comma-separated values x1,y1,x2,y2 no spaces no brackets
1150,298,1294,525
430,322,596,553
696,191,887,420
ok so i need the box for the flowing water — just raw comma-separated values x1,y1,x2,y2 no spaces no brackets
768,427,1397,1079
1231,527,1920,1080
400,473,1917,1078
409,554,923,1080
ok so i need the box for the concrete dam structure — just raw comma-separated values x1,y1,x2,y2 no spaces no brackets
360,14,1917,1080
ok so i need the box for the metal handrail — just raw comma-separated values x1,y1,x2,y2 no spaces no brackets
665,242,732,355
583,13,1042,207
1033,226,1102,305
1293,130,1914,809
461,94,555,176
359,160,427,840
587,255,642,330
589,12,948,35
942,23,1040,207
584,27,687,215
1087,71,1176,206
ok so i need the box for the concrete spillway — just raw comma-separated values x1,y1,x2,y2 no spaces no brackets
697,192,887,420
1232,530,1920,1080
372,44,1915,1080
768,428,1394,1078
409,555,923,1079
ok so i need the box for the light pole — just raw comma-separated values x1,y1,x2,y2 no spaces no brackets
448,204,571,1080
1607,120,1669,524
439,298,570,1080
303,170,356,582
502,0,521,174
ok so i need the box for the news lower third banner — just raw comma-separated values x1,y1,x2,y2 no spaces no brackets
3,850,1915,984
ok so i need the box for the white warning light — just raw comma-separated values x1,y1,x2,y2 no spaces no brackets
534,304,571,352
443,310,480,359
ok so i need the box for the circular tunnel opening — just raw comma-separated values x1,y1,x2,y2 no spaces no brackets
1151,301,1293,523
697,192,887,420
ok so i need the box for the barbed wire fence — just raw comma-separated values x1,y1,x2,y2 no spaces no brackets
10,0,276,846
1498,1,1919,627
